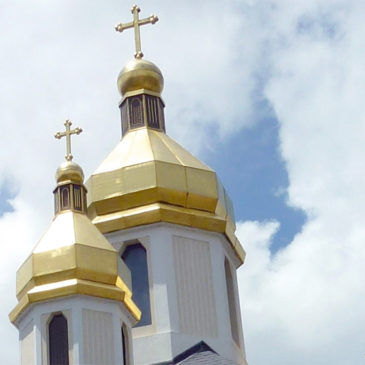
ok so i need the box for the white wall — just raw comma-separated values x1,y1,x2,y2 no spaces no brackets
16,295,135,365
107,222,247,365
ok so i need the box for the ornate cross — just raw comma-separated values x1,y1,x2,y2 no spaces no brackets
55,120,83,162
115,5,158,59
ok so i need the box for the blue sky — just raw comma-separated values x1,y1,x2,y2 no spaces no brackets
207,108,307,253
1,1,365,364
0,184,14,217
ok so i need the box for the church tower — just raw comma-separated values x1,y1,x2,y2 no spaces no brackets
86,6,248,365
10,121,140,365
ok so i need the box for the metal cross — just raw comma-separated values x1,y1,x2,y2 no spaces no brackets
115,5,158,59
54,120,83,162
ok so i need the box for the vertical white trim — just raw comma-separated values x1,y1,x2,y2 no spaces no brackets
19,318,35,365
34,314,42,365
113,312,123,365
72,303,83,364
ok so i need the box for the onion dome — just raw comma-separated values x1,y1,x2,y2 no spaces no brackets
86,129,245,265
55,160,84,184
117,58,164,96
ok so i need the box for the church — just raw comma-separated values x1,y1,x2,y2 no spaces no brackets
9,5,249,365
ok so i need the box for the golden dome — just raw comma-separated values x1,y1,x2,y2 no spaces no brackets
117,58,164,96
56,160,84,184
86,128,245,265
10,210,141,324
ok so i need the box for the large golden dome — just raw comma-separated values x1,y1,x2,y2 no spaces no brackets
88,35,245,265
86,128,245,264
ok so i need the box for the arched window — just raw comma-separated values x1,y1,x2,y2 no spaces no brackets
73,186,82,211
122,243,151,327
49,314,69,365
61,187,69,209
130,97,143,128
225,258,240,346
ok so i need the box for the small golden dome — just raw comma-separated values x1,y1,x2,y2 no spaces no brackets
10,210,141,324
56,161,84,184
117,58,164,96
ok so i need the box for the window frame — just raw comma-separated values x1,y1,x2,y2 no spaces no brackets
120,240,154,330
47,312,70,365
224,257,241,347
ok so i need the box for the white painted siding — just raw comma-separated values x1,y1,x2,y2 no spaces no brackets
20,320,34,365
82,309,115,365
173,235,218,337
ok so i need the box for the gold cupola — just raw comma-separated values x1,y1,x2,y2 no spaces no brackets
10,121,140,325
86,7,245,265
117,57,166,136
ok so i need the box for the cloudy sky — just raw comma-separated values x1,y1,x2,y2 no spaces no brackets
0,1,364,364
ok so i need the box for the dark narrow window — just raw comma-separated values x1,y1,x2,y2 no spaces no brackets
121,101,129,136
54,191,59,214
158,99,165,131
49,314,69,365
73,186,82,211
83,190,87,211
225,258,240,346
121,325,128,365
61,187,69,209
122,243,151,327
130,97,143,128
146,95,159,129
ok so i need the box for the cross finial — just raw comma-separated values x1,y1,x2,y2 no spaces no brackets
115,5,158,59
55,120,83,162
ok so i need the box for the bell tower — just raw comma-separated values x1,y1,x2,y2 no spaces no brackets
10,120,140,365
86,5,248,365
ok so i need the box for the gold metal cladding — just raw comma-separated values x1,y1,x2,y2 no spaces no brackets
90,202,246,265
86,128,231,218
10,278,141,325
86,128,245,263
115,5,159,60
121,88,162,100
32,211,116,254
86,129,217,212
55,120,83,162
55,161,84,184
12,210,140,324
16,244,117,299
117,58,164,96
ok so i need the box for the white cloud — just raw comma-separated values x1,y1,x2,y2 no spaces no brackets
0,199,44,364
237,1,365,364
239,219,365,364
0,1,364,364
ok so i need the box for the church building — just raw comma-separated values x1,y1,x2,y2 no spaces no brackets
10,5,249,365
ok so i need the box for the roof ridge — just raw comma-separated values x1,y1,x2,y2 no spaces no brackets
173,341,216,364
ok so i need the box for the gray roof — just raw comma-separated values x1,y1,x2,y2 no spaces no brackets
176,349,239,365
153,341,240,365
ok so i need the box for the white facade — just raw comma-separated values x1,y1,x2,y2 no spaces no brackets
16,295,135,365
106,222,247,365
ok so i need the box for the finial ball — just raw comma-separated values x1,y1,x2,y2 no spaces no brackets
117,58,164,96
56,161,84,185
